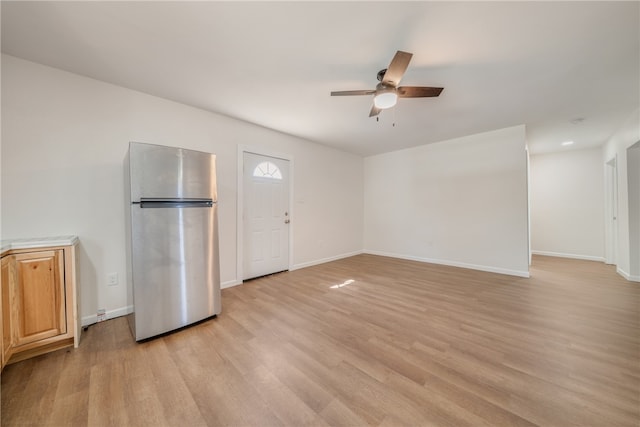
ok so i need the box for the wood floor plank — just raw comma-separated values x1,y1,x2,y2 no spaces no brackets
2,254,639,426
47,350,91,426
243,364,330,426
318,398,370,427
87,361,131,426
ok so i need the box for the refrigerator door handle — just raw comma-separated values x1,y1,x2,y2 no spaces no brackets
136,198,214,209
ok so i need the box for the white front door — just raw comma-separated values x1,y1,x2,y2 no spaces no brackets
243,152,290,280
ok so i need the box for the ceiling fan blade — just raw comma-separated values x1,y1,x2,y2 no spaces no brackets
369,105,382,117
397,86,444,98
331,90,376,96
382,51,413,86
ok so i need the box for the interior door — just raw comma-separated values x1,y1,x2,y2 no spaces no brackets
243,152,290,280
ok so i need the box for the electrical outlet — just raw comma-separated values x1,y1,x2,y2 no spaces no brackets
107,272,118,286
97,309,106,322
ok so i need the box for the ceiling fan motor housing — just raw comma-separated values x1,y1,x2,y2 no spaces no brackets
376,82,397,94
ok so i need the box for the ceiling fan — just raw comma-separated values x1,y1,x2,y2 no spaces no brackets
331,50,443,117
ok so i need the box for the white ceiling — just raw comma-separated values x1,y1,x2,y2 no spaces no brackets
2,1,638,156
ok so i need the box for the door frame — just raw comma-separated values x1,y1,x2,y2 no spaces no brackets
627,141,640,278
604,156,618,265
237,145,294,282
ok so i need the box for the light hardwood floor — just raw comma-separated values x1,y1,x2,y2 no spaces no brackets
2,254,639,426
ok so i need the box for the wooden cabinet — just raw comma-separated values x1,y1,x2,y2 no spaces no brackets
1,238,79,370
13,250,67,346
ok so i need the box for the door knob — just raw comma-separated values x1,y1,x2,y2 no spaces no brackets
284,219,290,224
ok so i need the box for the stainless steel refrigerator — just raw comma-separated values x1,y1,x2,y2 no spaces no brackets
124,142,221,341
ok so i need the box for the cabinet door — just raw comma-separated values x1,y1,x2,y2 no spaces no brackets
1,256,12,366
12,250,66,347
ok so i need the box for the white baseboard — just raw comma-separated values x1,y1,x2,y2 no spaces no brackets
291,250,364,271
363,250,530,278
531,250,605,263
82,305,133,327
82,279,241,326
617,267,640,282
81,250,541,326
221,279,242,289
227,251,363,285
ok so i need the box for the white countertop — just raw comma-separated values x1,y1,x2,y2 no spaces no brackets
1,235,79,253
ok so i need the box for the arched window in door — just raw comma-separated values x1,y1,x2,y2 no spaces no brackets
253,161,282,179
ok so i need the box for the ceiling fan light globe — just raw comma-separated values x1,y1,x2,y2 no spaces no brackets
374,92,398,109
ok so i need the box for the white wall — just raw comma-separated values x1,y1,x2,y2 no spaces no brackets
1,55,364,323
603,108,640,281
364,125,529,277
529,148,605,261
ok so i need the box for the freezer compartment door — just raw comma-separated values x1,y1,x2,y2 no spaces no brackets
129,142,217,202
131,204,221,341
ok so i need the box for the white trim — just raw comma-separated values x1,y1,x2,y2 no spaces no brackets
221,279,242,289
526,145,532,266
364,250,530,278
237,147,243,282
616,267,640,282
237,145,294,282
531,250,605,263
78,279,243,329
81,305,133,326
604,156,618,265
291,250,363,271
